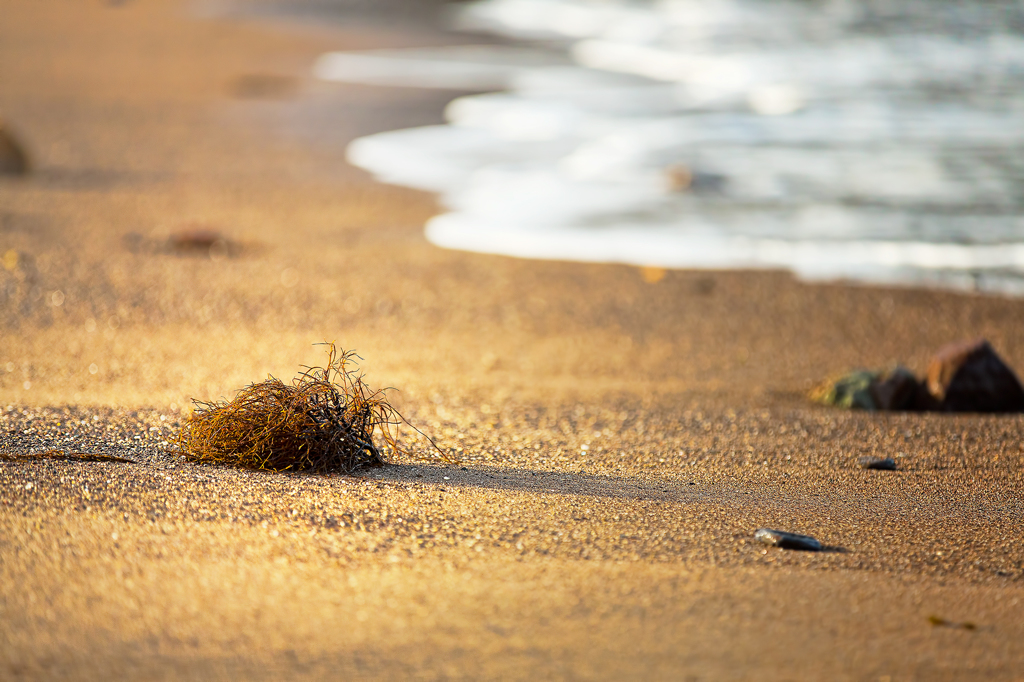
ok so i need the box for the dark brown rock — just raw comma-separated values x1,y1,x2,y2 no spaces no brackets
926,339,1024,413
0,122,30,175
869,366,920,411
910,380,942,411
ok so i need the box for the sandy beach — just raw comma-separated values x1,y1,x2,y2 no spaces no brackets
2,1,1023,679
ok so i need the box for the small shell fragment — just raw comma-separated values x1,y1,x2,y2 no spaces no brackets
857,456,897,470
754,528,822,551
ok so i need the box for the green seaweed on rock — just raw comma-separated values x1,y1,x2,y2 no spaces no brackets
811,369,880,409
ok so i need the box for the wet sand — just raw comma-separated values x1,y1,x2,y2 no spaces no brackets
1,1,1023,679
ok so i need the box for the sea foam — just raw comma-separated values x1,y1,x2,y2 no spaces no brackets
317,0,1024,294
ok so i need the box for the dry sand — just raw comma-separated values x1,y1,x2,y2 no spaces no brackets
1,1,1023,679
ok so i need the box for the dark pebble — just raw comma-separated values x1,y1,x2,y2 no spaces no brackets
754,528,822,551
857,456,897,470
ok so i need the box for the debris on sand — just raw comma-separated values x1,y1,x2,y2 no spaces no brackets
123,227,243,260
754,528,822,551
928,615,977,631
174,344,450,473
812,338,1024,413
167,227,237,260
0,120,30,175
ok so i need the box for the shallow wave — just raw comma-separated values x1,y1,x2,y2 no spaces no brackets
321,0,1024,294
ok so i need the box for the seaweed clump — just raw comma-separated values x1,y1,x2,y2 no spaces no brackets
175,344,444,473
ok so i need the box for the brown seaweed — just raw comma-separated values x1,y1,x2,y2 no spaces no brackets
174,344,450,473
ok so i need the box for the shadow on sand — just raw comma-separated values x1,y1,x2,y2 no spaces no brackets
366,463,724,505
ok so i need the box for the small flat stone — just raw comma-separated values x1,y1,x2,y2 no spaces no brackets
857,456,897,470
754,528,822,551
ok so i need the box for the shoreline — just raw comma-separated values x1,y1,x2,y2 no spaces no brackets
1,1,1023,679
330,0,1024,298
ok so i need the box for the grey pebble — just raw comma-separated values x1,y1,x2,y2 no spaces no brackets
754,528,822,551
857,456,897,470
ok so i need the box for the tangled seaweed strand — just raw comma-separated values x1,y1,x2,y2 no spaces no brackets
175,344,448,473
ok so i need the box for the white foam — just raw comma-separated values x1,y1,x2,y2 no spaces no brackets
424,213,1024,272
321,0,1024,294
313,45,566,90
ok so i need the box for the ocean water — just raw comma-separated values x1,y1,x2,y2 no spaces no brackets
315,0,1024,294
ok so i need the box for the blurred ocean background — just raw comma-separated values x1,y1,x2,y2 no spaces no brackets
309,0,1024,293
